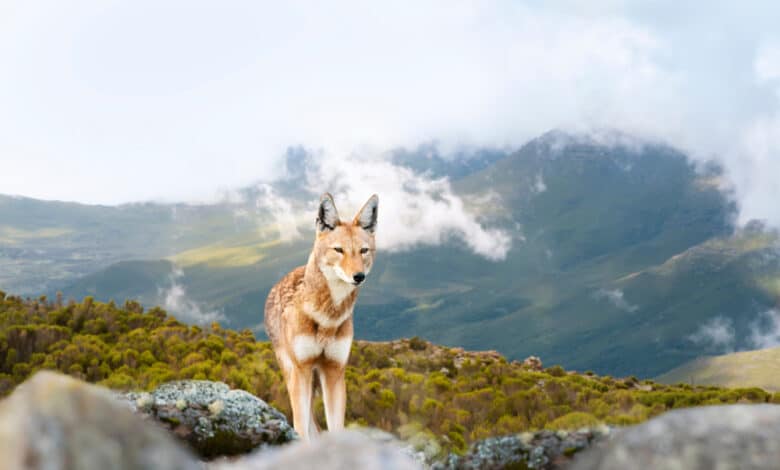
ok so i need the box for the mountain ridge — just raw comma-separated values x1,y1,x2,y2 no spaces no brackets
2,130,779,379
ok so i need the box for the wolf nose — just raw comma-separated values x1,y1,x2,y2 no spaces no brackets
353,272,366,284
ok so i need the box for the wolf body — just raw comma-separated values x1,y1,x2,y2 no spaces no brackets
264,193,378,440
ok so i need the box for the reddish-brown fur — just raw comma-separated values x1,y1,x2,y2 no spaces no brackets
264,193,377,440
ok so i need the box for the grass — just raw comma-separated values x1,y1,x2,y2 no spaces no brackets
656,347,780,391
171,239,283,268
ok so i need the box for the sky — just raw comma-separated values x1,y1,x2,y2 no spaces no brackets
1,1,780,230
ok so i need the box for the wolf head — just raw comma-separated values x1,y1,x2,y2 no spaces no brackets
313,193,378,289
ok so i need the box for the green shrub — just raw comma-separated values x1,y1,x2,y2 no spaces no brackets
0,293,772,457
545,411,601,430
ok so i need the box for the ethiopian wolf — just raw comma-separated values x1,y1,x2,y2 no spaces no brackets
264,193,378,440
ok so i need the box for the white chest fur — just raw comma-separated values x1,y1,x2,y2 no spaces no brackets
292,334,353,365
302,301,353,329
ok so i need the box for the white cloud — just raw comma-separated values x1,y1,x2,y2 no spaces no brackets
309,152,512,259
749,309,780,349
158,266,225,325
755,41,780,83
1,1,780,232
688,316,736,352
594,288,639,313
250,184,305,242
533,173,547,194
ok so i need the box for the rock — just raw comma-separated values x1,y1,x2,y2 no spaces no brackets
438,428,610,470
120,380,296,458
570,404,780,470
209,430,421,470
0,371,200,470
522,356,543,371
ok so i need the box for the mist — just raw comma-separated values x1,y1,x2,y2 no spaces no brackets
1,1,780,230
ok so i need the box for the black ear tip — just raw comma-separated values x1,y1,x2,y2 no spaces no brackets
321,192,335,202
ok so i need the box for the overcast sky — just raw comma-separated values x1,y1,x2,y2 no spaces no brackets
1,1,779,227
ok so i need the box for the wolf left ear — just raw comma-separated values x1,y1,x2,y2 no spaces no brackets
353,194,378,234
316,193,340,232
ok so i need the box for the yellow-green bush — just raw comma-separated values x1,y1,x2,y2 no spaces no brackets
0,293,774,455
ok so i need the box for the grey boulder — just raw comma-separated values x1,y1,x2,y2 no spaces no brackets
438,428,610,470
121,380,296,458
571,404,780,470
0,371,201,470
209,430,422,470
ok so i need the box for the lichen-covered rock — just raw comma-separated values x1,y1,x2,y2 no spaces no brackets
0,371,200,470
209,430,422,470
121,381,296,458
437,428,610,470
570,404,780,470
522,356,544,371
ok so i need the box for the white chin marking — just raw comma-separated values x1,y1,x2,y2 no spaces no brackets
324,336,353,365
332,265,355,284
320,264,356,305
293,335,322,362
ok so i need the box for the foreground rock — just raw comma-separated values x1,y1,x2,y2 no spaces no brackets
0,371,200,470
209,430,422,470
121,381,296,458
571,404,780,470
436,428,610,470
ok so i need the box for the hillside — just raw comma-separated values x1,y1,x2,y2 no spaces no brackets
2,293,778,457
3,130,780,379
656,347,780,391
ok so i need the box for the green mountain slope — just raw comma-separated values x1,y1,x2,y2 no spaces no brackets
3,131,779,379
656,347,780,391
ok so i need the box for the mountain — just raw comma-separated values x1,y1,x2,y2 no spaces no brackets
656,346,780,391
390,143,509,180
2,130,779,379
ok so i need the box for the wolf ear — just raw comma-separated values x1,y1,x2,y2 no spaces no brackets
316,193,340,232
353,194,378,234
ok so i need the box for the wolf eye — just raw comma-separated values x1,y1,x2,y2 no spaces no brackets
360,248,369,254
333,247,344,254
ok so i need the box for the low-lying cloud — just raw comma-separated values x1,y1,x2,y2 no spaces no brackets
688,309,780,353
594,288,639,313
158,267,225,325
749,309,780,349
235,151,513,260
688,316,736,352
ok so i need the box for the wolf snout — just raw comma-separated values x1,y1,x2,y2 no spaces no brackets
353,272,366,285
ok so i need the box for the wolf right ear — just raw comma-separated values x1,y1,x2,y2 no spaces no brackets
353,194,378,234
316,193,340,232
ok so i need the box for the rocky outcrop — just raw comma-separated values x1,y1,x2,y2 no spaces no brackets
120,380,297,458
436,428,610,470
522,356,544,371
7,372,780,470
208,430,421,470
0,371,201,470
0,372,420,470
570,404,780,470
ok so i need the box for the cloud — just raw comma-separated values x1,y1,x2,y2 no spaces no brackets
233,150,513,260
250,184,305,242
688,316,736,352
158,266,225,325
749,309,780,349
1,2,780,232
533,173,547,194
594,288,639,313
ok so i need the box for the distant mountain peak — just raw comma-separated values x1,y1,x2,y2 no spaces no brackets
533,128,668,155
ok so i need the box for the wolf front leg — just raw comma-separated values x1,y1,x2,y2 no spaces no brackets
320,364,347,431
286,363,316,441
